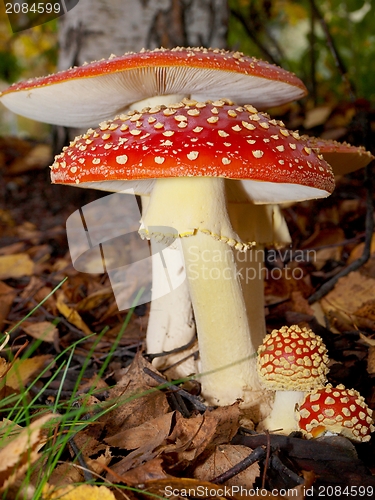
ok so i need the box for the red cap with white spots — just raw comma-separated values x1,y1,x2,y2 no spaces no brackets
50,100,334,204
297,384,374,443
0,47,307,128
257,325,329,391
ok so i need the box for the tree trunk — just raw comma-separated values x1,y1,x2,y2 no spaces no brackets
58,0,228,70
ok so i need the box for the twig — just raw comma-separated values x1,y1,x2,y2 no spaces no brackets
270,454,304,485
229,9,280,65
262,431,271,489
143,367,207,412
211,446,266,484
308,162,374,304
309,0,356,100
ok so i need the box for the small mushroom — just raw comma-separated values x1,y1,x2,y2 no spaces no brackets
50,101,334,406
297,384,374,443
257,325,329,434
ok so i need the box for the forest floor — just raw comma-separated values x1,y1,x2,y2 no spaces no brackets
0,105,375,500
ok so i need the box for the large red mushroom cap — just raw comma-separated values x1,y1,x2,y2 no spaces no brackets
0,47,307,128
50,100,334,204
297,384,374,443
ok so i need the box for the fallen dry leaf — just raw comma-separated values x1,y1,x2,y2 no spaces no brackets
193,444,260,488
0,253,34,280
56,291,92,335
162,404,240,466
321,271,375,330
22,321,58,344
0,413,57,492
75,287,113,312
102,354,170,438
43,484,116,500
4,355,53,390
0,281,17,331
106,412,174,478
367,347,375,375
116,457,169,486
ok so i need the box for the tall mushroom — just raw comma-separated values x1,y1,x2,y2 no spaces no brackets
0,47,307,371
49,99,334,406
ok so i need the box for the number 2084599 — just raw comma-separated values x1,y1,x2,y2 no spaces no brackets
5,2,61,14
313,485,373,497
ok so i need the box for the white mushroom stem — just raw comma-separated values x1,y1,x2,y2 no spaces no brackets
181,232,262,404
146,240,196,375
141,176,263,405
258,390,304,434
140,190,197,376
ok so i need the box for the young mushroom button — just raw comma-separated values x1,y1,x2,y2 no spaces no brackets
297,384,374,443
257,325,329,434
50,101,334,406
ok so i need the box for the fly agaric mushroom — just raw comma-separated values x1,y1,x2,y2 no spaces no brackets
50,100,334,406
257,325,329,433
297,384,374,443
0,47,307,127
0,47,309,376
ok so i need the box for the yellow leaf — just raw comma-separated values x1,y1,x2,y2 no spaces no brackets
0,254,34,280
56,291,92,335
0,413,57,491
43,484,116,500
4,355,53,390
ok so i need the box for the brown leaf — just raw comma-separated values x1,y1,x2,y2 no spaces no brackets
163,404,240,465
22,321,58,344
0,281,17,331
102,354,169,437
0,413,56,491
321,272,375,330
115,457,169,486
0,253,34,280
193,444,260,488
367,346,375,375
106,412,174,479
106,411,174,449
